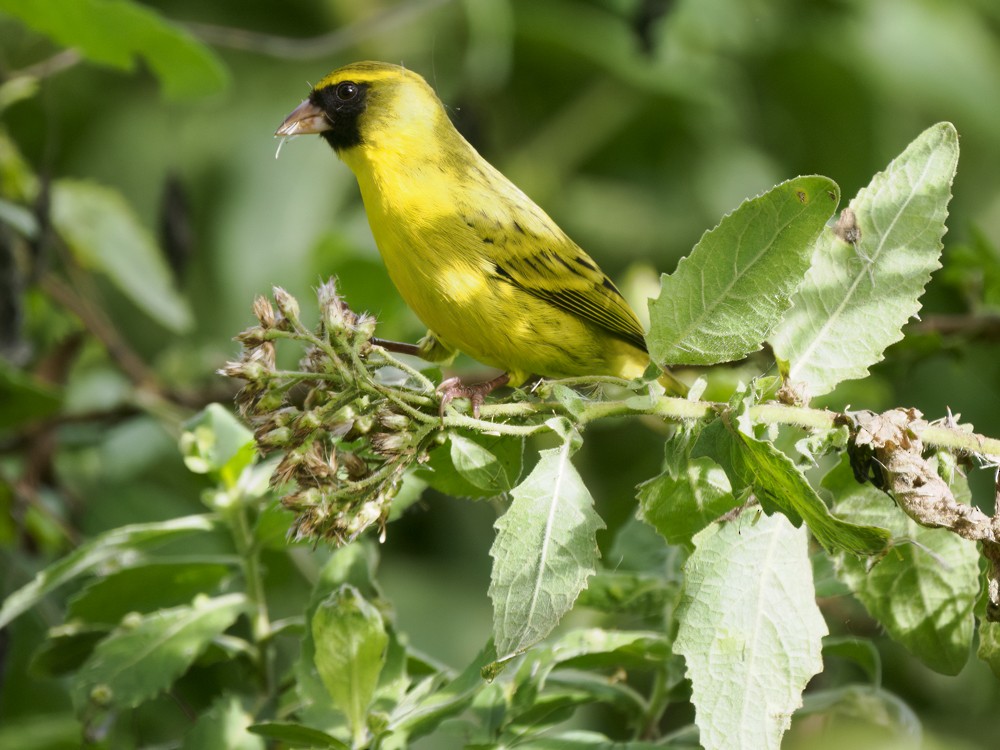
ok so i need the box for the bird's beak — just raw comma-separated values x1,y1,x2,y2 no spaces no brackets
275,99,332,136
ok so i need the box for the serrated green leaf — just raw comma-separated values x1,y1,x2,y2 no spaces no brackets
312,585,388,746
489,436,605,659
450,433,524,492
180,404,255,485
417,431,524,498
769,123,959,397
693,419,889,555
50,179,193,332
648,176,839,366
637,454,736,550
183,695,264,750
67,561,233,624
247,722,348,749
0,514,216,628
675,514,827,750
823,457,978,675
0,0,227,99
71,593,247,713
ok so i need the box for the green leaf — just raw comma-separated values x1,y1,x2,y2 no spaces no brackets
0,714,80,750
637,439,736,549
180,404,256,485
247,722,349,749
0,514,216,628
67,561,233,624
312,585,388,746
183,695,264,750
977,622,1000,679
769,122,959,398
417,431,524,498
822,636,881,685
71,593,247,713
50,179,193,332
824,457,978,675
494,730,669,749
648,176,839,366
489,434,605,659
391,641,495,741
0,361,62,430
0,0,228,99
693,418,889,555
30,624,110,677
674,514,827,750
797,685,921,740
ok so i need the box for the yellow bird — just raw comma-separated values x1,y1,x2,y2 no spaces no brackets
276,61,668,414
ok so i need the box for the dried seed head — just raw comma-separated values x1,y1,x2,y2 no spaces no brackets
253,295,277,328
272,286,300,329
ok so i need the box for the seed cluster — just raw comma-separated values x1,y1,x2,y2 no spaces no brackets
220,280,440,544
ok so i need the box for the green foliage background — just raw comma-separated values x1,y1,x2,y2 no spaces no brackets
3,0,1000,747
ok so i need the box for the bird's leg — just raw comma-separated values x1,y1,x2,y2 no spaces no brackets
370,337,423,357
437,372,511,418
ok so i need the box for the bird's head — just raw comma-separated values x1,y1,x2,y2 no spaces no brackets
275,61,448,156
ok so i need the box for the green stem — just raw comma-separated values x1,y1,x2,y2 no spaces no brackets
230,500,274,696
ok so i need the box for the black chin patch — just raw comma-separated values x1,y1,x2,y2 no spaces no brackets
312,82,370,151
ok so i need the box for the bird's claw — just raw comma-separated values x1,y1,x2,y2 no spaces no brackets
436,373,510,418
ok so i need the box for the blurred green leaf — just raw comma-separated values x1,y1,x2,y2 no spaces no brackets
180,404,255,486
498,729,683,748
312,585,388,746
50,179,193,333
577,569,675,619
693,419,890,555
489,432,604,659
675,514,827,750
822,636,882,685
977,621,1000,679
183,695,264,750
247,722,348,749
824,457,978,675
391,640,495,741
796,685,921,741
0,514,216,628
0,714,80,750
0,0,227,99
71,593,247,713
30,624,110,678
648,176,838,366
67,561,233,624
0,361,62,430
769,123,958,398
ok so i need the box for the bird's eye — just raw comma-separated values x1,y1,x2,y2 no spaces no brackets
336,82,359,101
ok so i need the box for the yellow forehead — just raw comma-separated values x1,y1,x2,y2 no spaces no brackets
314,61,424,90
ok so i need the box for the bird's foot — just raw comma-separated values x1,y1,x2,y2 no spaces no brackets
437,373,511,418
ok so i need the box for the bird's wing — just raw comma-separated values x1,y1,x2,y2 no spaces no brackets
490,229,648,353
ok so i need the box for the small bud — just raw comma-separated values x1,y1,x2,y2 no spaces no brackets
339,451,368,480
90,684,113,707
253,295,277,328
272,286,300,328
377,410,410,431
218,359,266,381
370,431,410,456
256,426,292,449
